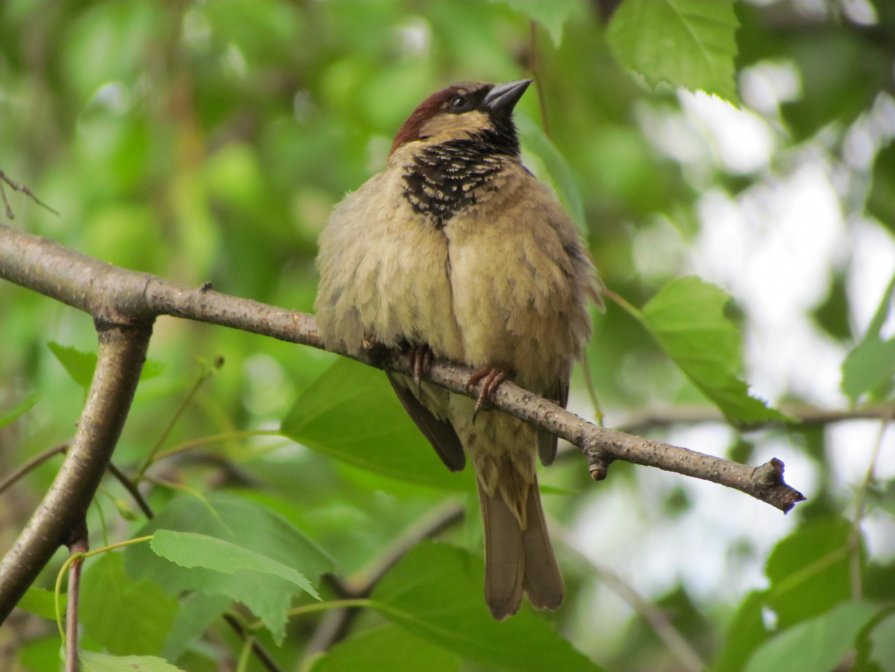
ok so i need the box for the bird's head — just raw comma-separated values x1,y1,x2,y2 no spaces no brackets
389,80,531,157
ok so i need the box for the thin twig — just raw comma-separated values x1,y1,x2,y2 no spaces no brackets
64,522,88,672
224,615,283,672
558,524,705,672
345,501,465,594
304,502,465,659
104,462,153,519
0,443,68,495
848,413,893,600
153,429,283,462
137,360,222,477
107,458,284,672
1,443,153,521
0,323,151,622
614,402,895,434
0,170,60,220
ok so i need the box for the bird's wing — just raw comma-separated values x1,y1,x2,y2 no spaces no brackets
387,373,466,471
537,378,568,466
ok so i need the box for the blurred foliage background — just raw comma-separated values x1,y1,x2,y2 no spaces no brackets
2,0,895,671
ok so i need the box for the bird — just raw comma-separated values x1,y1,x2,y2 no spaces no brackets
314,79,600,619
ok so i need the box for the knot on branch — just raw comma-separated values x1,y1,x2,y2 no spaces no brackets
584,438,614,481
751,458,806,513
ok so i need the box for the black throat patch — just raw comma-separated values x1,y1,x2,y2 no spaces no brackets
402,133,513,228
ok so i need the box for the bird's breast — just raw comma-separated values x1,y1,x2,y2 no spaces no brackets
401,141,505,228
442,178,588,391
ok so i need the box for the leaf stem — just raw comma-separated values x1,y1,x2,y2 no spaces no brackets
248,599,373,630
236,635,254,672
604,288,644,321
137,361,222,477
153,429,284,462
849,413,892,599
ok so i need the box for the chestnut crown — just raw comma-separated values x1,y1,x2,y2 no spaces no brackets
389,80,531,156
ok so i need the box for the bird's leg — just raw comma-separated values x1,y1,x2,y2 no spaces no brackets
466,365,512,422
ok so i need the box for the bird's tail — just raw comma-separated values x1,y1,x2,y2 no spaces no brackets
477,471,564,619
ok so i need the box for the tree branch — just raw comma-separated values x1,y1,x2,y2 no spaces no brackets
0,314,151,622
0,221,806,620
613,402,895,434
64,524,88,672
103,460,284,672
557,524,705,672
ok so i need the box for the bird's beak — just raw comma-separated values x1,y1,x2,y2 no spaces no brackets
482,80,532,116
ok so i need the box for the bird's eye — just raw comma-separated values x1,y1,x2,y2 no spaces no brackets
449,95,468,110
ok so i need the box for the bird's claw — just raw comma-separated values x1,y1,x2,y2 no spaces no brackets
409,345,434,395
467,366,511,423
398,342,433,396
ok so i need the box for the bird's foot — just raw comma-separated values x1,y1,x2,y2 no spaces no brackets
466,365,512,422
399,342,434,395
410,344,434,395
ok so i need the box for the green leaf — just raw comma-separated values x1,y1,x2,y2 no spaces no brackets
311,624,460,672
150,530,319,598
711,591,770,672
62,2,164,100
517,113,587,234
868,142,895,234
868,611,895,672
842,338,895,401
765,517,853,629
80,553,179,656
371,543,604,672
640,277,788,425
17,586,63,621
776,31,889,142
80,651,185,672
47,341,165,391
47,342,96,390
493,0,579,47
198,0,304,64
126,493,333,644
744,601,879,672
162,592,231,661
15,636,60,672
0,391,41,428
282,358,474,491
607,0,738,101
841,270,895,401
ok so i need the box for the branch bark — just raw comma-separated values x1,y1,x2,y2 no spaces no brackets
614,402,895,434
0,315,151,621
64,525,89,672
0,221,806,620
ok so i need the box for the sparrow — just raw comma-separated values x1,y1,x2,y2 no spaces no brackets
314,80,600,619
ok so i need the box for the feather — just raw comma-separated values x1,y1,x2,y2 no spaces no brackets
387,373,466,471
479,471,563,618
537,380,568,466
